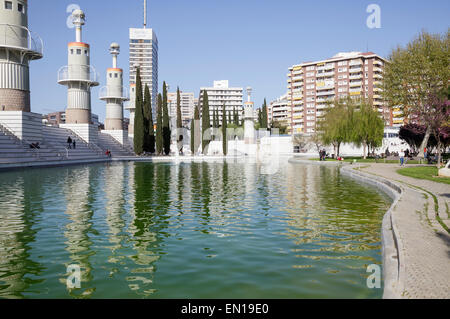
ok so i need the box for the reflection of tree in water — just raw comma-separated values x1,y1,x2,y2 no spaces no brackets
127,163,170,295
0,173,44,298
282,164,388,260
62,166,97,298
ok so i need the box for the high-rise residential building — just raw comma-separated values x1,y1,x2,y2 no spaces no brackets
126,1,158,137
268,93,290,128
198,80,243,126
287,51,396,135
167,91,195,128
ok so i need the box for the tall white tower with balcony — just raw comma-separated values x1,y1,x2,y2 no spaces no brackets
58,9,99,144
100,43,129,145
244,87,255,144
0,0,44,142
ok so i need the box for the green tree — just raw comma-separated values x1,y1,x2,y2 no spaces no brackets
191,105,200,155
143,84,155,153
318,97,355,157
162,81,171,155
156,93,163,155
351,99,385,159
222,103,227,155
261,99,268,129
201,90,211,154
176,87,183,152
233,106,239,126
383,30,450,158
133,67,144,155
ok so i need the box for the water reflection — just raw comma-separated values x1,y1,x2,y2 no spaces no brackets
0,173,44,299
62,166,96,298
0,160,390,298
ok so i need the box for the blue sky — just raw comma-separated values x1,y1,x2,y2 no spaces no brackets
28,0,449,122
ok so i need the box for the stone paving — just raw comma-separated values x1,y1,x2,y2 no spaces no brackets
359,164,450,299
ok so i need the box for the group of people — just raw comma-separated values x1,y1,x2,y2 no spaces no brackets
66,137,76,149
319,149,327,161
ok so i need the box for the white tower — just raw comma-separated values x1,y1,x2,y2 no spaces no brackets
100,43,129,145
244,87,255,144
0,0,44,141
58,9,99,144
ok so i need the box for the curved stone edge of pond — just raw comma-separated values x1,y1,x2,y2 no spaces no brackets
288,157,404,299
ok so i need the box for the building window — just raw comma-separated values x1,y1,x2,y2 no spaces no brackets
18,2,24,13
109,73,112,78
114,73,118,78
76,49,81,55
5,1,12,10
70,49,74,54
84,50,88,56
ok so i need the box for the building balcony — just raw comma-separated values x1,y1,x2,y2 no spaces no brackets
99,86,130,101
349,67,362,73
57,65,100,86
316,91,335,97
349,59,363,66
373,67,383,73
349,81,362,87
0,23,43,60
349,74,362,80
316,71,334,77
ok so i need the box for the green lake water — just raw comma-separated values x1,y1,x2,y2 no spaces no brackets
0,160,391,298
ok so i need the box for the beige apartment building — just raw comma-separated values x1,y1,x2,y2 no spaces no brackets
167,91,195,128
287,51,399,135
268,94,290,127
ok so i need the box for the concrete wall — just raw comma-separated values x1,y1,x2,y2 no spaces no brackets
60,123,98,144
0,111,42,142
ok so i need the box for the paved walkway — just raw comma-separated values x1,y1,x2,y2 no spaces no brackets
359,164,450,299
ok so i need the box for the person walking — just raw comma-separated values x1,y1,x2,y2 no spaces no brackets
399,149,405,166
67,136,72,149
72,140,76,149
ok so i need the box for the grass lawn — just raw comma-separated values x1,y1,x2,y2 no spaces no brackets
397,166,450,185
309,157,422,164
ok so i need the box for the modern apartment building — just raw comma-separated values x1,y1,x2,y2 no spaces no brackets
128,27,158,117
167,91,195,128
199,80,243,125
287,51,396,135
268,94,290,127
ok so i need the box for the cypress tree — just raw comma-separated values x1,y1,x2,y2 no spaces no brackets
156,93,163,155
143,84,154,153
258,108,262,127
228,109,232,126
176,87,182,129
233,106,238,126
176,87,182,151
261,98,268,129
162,81,171,155
191,105,200,155
201,90,210,154
222,103,227,155
133,67,144,155
190,118,195,155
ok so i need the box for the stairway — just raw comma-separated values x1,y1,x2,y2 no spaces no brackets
97,132,135,157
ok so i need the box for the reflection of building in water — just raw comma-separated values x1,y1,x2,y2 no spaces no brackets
62,166,95,297
0,175,43,298
104,164,127,266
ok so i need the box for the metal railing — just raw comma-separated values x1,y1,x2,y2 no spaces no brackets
57,65,99,83
98,86,130,100
0,121,40,158
0,24,43,56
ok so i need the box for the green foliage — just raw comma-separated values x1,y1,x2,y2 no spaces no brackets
143,84,155,153
222,103,227,156
318,97,385,158
156,93,163,155
191,105,200,155
176,87,182,129
270,120,288,135
201,90,211,153
162,81,171,155
383,30,449,117
260,99,268,129
133,67,145,155
351,99,385,158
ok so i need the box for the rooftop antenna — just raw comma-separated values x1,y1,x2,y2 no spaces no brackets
143,0,147,28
